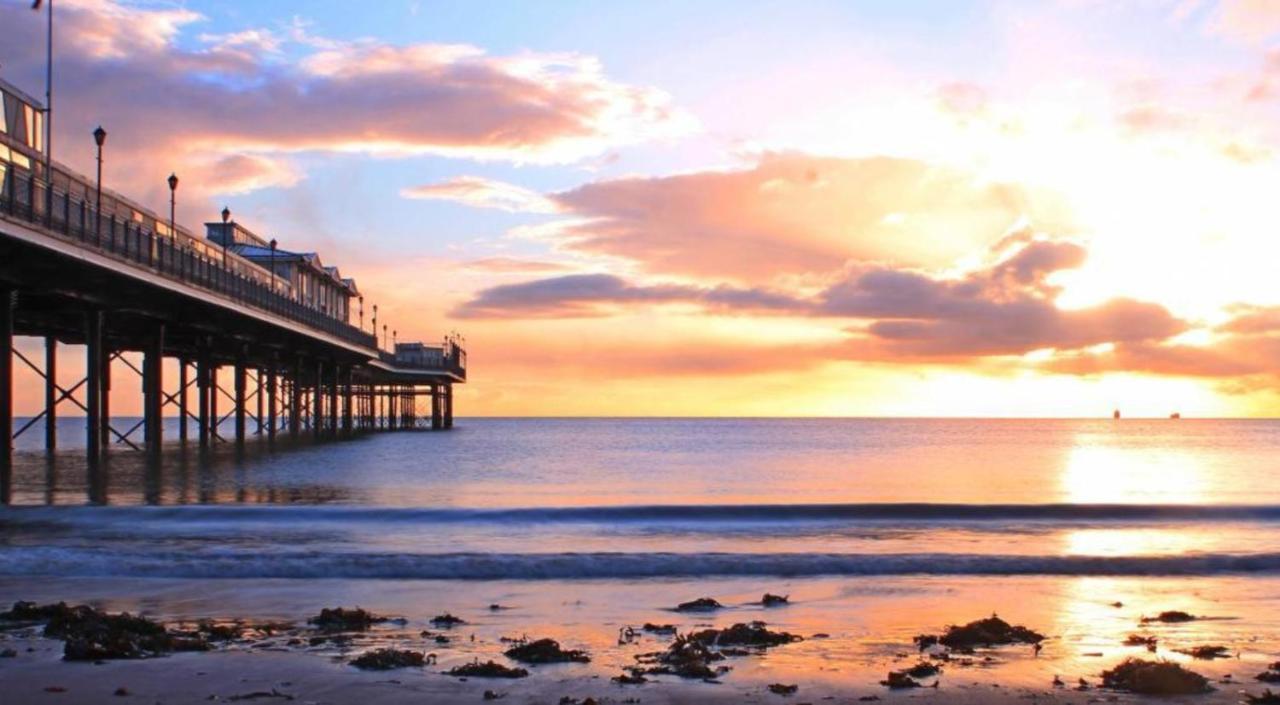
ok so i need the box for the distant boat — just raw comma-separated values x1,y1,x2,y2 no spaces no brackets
1170,412,1181,419
1113,409,1121,419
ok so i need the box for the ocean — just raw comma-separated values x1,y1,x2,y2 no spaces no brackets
2,418,1279,701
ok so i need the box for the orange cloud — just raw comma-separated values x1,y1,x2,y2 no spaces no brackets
402,177,561,213
542,153,1066,281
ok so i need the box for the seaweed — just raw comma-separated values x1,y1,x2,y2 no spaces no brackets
642,623,676,635
761,594,789,607
880,671,922,689
1247,690,1280,704
1256,663,1280,683
1174,645,1231,660
633,634,726,679
1140,610,1197,624
768,683,798,695
430,613,467,628
445,660,529,678
307,607,388,631
917,614,1044,650
688,621,800,648
674,597,723,612
903,662,941,678
503,638,591,664
29,603,209,660
612,672,648,685
1100,658,1211,695
349,648,425,670
1124,634,1158,650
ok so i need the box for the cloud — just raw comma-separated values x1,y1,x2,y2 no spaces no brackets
1209,0,1280,42
453,273,802,319
455,235,1185,360
402,177,561,213
541,153,1066,281
461,257,575,274
0,0,691,210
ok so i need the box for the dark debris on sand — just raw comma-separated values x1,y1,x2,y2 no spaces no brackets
307,607,389,631
914,614,1044,651
767,683,798,695
503,638,591,664
761,594,789,607
3,601,209,660
349,648,426,670
632,634,727,679
1256,662,1280,682
431,613,467,628
1123,634,1158,650
446,660,529,678
674,597,723,612
1248,690,1280,704
688,621,801,648
881,671,923,689
1100,658,1211,695
641,623,676,635
1140,610,1198,624
1174,645,1232,660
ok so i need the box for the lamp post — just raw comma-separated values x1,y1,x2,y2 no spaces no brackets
92,125,106,234
167,172,178,240
382,324,387,351
393,329,397,348
358,296,364,330
269,238,277,291
372,304,378,338
220,206,231,288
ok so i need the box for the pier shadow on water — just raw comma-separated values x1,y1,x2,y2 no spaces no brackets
2,416,361,506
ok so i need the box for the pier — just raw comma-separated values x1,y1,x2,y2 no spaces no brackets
0,76,465,482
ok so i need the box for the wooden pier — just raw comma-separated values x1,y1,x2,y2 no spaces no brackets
0,76,465,485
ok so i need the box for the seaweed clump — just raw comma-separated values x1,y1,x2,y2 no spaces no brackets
642,623,676,635
1124,634,1158,651
761,594,789,607
632,634,727,679
674,598,723,612
1174,645,1231,660
881,671,922,689
768,683,798,695
916,614,1044,650
308,607,388,631
431,613,467,628
688,621,800,648
1256,662,1280,683
503,638,590,664
36,603,207,660
350,648,425,670
1140,610,1197,624
445,660,529,679
1247,690,1280,704
1100,658,1211,695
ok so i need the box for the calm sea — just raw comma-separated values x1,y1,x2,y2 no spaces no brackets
1,418,1279,581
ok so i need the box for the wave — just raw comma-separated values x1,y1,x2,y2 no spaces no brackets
2,549,1280,580
5,502,1280,528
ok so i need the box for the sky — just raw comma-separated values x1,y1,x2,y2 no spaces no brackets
5,0,1280,417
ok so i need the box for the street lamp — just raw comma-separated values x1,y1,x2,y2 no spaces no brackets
382,324,387,351
358,296,364,330
372,304,378,337
269,238,278,291
92,125,106,234
167,172,178,240
393,329,397,348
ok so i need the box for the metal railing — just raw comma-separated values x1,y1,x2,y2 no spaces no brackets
0,166,378,350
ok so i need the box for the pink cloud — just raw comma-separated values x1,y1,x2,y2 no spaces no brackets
402,177,561,213
0,0,689,211
543,153,1065,281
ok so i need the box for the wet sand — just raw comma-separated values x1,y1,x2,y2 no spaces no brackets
2,575,1279,703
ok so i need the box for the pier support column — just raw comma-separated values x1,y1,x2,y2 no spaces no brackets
313,360,324,442
44,337,56,451
197,344,211,450
234,348,247,447
0,289,13,476
143,323,164,458
210,363,220,444
290,358,302,438
266,355,277,444
431,384,443,430
341,366,353,437
444,384,453,429
100,341,111,451
178,358,189,443
84,310,103,467
328,362,338,439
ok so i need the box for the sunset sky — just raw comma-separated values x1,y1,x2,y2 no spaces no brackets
6,0,1280,417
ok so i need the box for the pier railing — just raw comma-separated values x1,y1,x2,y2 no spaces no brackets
0,166,378,350
378,342,467,379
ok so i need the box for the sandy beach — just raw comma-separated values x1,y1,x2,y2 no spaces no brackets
3,574,1279,704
